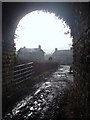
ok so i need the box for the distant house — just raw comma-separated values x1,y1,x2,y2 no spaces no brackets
51,48,73,65
17,45,45,62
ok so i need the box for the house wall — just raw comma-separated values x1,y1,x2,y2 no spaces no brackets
17,49,44,62
52,50,73,65
35,51,44,61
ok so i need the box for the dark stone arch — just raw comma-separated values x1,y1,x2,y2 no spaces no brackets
2,2,90,118
2,2,75,96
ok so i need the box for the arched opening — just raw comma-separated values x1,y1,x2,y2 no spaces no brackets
14,10,73,64
2,2,89,119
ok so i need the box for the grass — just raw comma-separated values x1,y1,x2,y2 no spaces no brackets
31,70,52,81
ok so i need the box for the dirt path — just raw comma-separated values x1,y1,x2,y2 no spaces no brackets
3,65,73,120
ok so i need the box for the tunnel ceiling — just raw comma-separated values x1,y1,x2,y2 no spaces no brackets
2,2,77,39
3,2,88,42
3,2,74,23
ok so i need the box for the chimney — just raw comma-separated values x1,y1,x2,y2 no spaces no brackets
39,45,41,49
55,48,57,52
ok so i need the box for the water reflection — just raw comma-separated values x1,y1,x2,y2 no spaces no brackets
3,65,73,120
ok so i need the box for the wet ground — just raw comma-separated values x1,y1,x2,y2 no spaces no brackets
3,65,73,120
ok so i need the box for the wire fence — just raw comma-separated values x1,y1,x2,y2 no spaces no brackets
13,62,34,84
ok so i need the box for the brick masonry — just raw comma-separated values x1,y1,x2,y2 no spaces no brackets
65,3,90,118
2,2,90,118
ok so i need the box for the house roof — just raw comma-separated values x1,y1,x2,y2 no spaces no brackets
17,47,45,54
53,50,73,55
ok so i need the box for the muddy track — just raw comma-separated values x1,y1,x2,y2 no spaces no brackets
3,65,73,120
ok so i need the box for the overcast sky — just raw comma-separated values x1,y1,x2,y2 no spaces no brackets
14,10,73,54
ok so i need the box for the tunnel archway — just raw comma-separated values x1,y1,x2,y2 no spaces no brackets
14,9,73,54
2,2,89,118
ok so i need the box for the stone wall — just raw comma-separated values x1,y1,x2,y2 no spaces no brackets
2,2,90,118
66,3,90,118
2,3,16,111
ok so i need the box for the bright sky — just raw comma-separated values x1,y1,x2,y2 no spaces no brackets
14,10,73,54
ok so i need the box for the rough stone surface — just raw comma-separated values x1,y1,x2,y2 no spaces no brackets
66,3,90,118
2,2,90,118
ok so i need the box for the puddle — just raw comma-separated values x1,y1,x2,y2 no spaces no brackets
3,65,73,120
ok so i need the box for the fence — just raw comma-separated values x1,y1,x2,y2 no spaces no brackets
13,62,34,84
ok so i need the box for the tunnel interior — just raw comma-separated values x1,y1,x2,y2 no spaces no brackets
2,2,90,118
